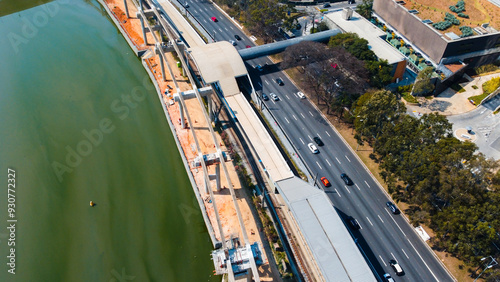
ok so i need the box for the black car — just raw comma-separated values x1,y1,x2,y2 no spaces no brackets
234,34,242,40
323,3,331,8
276,78,284,86
313,137,324,146
340,173,353,185
347,216,360,229
386,202,400,214
262,93,269,101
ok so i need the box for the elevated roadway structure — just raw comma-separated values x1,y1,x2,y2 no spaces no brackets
123,0,378,280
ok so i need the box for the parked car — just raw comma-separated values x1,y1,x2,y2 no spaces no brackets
261,93,269,101
389,259,405,276
297,91,306,99
308,143,319,154
234,34,241,40
313,137,324,146
383,273,395,282
320,177,331,187
386,202,400,214
347,216,360,229
340,173,353,185
276,78,284,86
270,93,279,101
211,17,217,22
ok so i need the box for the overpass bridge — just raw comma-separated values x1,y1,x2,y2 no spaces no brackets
115,0,376,280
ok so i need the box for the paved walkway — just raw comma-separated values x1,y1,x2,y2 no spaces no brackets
406,72,500,117
405,72,500,160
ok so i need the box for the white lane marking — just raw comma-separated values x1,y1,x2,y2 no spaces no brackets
299,138,305,145
344,185,351,193
230,26,234,30
293,115,297,121
335,157,341,164
284,117,290,124
402,249,409,259
335,188,341,197
385,209,406,236
271,99,276,105
317,133,321,138
285,94,290,100
378,215,384,223
366,217,373,226
224,27,228,31
204,7,208,11
309,111,314,116
391,252,396,260
355,183,360,190
203,19,207,23
219,28,223,32
325,131,331,137
326,159,332,166
365,180,370,188
379,256,387,266
264,80,269,85
345,155,351,162
316,162,322,170
407,239,440,282
257,82,262,87
300,113,305,119
308,135,312,140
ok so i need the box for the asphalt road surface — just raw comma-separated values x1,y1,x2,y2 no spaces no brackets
173,0,456,280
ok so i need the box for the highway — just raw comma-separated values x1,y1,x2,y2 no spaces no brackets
172,0,455,280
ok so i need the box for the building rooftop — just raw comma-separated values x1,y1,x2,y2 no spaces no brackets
326,9,406,65
276,176,376,282
189,41,248,97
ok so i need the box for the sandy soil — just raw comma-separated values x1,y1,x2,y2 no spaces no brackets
103,0,277,280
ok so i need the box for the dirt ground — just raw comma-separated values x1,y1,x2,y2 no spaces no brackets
103,0,278,280
404,0,500,35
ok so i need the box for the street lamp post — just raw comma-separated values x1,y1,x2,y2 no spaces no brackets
474,256,498,282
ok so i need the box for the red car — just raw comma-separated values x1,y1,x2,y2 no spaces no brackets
211,17,217,22
321,177,331,187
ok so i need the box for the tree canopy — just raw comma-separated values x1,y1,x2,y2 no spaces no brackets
354,89,500,264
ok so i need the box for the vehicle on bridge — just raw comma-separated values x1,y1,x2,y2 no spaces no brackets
340,173,353,185
389,259,405,276
308,143,319,154
320,177,331,187
386,202,400,214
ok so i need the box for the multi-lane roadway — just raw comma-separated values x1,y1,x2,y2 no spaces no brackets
172,0,455,280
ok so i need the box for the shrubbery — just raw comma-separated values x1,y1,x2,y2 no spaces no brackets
474,64,499,74
449,0,465,13
459,26,473,37
457,12,469,18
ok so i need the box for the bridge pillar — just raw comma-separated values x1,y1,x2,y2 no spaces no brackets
178,100,185,129
155,44,167,81
137,11,147,45
123,0,129,18
207,94,212,122
215,163,221,192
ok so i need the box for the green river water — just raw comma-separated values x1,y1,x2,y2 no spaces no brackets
0,0,217,281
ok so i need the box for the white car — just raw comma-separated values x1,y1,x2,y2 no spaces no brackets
297,91,305,99
230,40,237,46
383,273,395,282
308,143,319,154
270,93,279,101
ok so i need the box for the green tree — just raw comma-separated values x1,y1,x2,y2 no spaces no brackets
245,0,286,43
356,0,373,19
365,60,393,88
412,66,435,96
